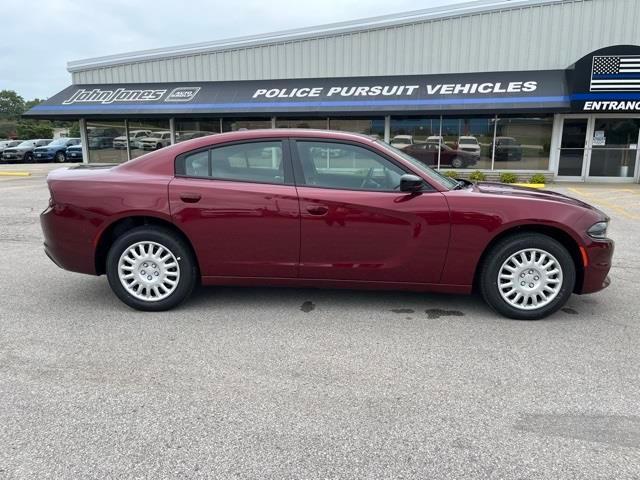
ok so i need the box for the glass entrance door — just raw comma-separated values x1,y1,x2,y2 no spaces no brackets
587,118,640,180
556,116,640,181
557,118,589,178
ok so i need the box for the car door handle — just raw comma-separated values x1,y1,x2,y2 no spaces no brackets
306,205,329,216
180,193,202,203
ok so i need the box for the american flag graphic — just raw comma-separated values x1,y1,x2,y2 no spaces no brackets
590,55,640,91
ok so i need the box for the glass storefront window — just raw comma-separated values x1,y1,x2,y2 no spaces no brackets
440,117,494,170
86,121,126,164
222,118,271,132
389,117,440,146
175,118,220,143
589,118,640,177
275,118,328,129
128,119,171,159
328,117,385,139
494,116,553,170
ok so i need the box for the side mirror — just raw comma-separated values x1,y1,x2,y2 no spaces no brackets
399,174,424,193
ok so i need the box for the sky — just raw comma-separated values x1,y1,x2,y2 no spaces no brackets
0,0,471,100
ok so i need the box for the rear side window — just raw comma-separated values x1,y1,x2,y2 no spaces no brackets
178,141,285,184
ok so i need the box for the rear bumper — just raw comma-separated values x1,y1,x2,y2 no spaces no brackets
579,238,614,294
40,205,98,275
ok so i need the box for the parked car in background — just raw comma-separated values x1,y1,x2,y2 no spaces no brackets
113,130,151,150
492,136,523,161
33,138,81,163
457,136,481,157
0,140,21,157
2,139,52,163
403,142,478,169
390,135,414,149
88,128,121,149
426,135,444,144
138,131,172,151
41,129,613,320
65,144,83,161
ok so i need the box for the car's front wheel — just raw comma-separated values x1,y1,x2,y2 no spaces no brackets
54,151,66,163
479,233,576,320
106,226,198,311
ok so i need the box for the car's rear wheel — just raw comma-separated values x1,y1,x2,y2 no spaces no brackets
106,226,197,311
479,233,575,320
451,157,463,169
54,151,66,163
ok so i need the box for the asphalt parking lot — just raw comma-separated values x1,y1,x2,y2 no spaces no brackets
0,164,639,479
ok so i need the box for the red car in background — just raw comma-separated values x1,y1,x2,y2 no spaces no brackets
41,129,613,319
403,142,478,169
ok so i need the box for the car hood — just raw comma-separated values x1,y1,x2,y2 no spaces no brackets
34,146,54,152
474,182,602,212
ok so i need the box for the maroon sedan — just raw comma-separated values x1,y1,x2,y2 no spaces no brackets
41,129,613,319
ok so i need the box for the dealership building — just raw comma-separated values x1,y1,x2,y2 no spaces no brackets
26,0,640,182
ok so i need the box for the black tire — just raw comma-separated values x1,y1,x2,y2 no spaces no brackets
54,151,66,163
156,143,162,150
24,152,34,164
451,157,463,169
479,233,576,320
106,226,198,311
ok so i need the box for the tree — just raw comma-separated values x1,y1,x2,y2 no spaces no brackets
0,90,25,118
16,120,53,140
24,98,43,111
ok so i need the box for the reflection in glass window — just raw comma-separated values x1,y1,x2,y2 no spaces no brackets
440,117,494,170
222,118,271,132
175,118,220,143
389,118,441,149
128,119,171,159
275,118,328,129
296,141,405,191
328,118,385,140
86,121,127,164
494,116,553,170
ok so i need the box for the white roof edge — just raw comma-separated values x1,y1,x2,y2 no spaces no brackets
67,0,568,72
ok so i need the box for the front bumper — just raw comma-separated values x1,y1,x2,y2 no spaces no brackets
34,151,54,161
579,238,615,294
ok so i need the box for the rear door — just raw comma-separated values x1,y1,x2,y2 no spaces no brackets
291,139,450,284
169,139,300,278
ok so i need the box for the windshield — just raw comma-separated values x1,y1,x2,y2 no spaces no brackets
459,138,477,145
48,139,68,146
392,138,410,144
17,141,34,147
376,140,458,190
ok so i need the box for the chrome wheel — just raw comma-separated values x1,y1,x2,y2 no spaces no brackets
498,248,563,310
117,241,180,302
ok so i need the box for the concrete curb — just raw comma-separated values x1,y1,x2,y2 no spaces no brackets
514,183,545,189
0,171,31,177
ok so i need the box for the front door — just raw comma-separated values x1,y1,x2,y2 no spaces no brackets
169,139,300,278
291,139,450,284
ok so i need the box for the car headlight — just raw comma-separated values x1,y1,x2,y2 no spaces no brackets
587,221,608,239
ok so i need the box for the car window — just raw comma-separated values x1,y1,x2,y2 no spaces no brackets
181,141,285,184
295,141,405,191
183,150,209,177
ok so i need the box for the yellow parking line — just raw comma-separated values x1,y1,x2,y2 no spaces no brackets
0,171,31,177
568,188,640,220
